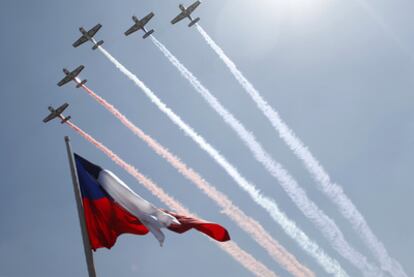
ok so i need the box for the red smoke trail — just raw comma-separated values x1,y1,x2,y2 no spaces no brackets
65,120,277,277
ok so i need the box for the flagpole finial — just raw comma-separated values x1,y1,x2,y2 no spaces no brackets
65,136,70,142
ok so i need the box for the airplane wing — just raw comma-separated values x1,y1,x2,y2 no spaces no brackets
141,12,154,26
87,23,102,37
187,1,201,14
55,103,69,114
171,12,187,24
125,25,139,36
72,35,88,48
72,65,85,76
57,75,72,87
43,113,56,123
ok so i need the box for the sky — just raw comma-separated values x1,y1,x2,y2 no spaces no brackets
0,0,413,276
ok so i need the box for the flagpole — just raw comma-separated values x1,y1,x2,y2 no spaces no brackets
65,136,97,277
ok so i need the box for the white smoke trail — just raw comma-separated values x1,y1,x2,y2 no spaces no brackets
65,120,277,277
196,25,407,277
96,45,347,276
80,84,313,277
149,36,381,276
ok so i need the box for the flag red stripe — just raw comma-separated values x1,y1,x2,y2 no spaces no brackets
164,210,231,242
83,197,149,250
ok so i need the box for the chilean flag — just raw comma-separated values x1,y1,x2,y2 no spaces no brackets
74,154,230,250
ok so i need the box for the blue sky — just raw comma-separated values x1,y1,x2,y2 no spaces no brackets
0,0,413,276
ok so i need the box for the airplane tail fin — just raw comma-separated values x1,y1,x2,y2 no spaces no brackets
61,116,71,124
76,79,87,88
143,29,155,39
188,17,200,27
92,40,104,50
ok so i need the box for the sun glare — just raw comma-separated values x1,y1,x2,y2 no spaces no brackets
215,0,330,59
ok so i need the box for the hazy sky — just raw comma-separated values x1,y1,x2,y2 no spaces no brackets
0,0,413,276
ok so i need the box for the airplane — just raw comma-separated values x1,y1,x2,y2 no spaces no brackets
72,23,104,50
57,65,87,88
171,1,201,27
124,12,155,39
43,103,71,124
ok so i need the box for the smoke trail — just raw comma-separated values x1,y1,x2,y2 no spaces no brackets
196,25,407,277
80,84,312,277
65,120,277,277
96,46,347,276
150,36,380,276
